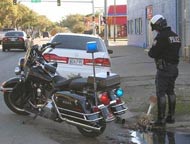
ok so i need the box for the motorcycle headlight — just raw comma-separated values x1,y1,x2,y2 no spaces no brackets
18,57,25,68
14,66,21,75
115,88,124,98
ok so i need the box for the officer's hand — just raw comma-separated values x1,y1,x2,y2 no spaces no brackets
144,48,150,53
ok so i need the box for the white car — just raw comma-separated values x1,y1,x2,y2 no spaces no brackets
43,33,112,78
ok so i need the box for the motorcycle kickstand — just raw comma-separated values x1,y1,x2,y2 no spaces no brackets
21,114,39,125
32,113,39,120
22,109,40,125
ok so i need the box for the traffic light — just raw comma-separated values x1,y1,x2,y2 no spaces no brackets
57,0,61,6
13,0,17,5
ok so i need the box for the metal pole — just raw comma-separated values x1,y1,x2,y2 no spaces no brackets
113,0,116,41
98,14,101,34
181,0,186,57
92,52,98,106
104,0,109,46
92,0,96,35
186,0,190,46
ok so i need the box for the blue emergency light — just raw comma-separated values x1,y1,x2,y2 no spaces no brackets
86,41,98,53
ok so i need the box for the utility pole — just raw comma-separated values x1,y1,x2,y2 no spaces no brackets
181,0,186,57
186,0,190,46
104,0,109,46
113,0,116,42
92,0,96,35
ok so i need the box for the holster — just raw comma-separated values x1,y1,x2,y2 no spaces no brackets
155,59,167,70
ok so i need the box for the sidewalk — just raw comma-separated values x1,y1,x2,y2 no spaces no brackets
108,40,190,129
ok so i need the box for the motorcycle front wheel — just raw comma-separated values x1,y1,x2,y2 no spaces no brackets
77,120,106,137
4,92,29,115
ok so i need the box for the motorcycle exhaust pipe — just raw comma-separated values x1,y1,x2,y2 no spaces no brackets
25,104,102,132
51,98,103,132
61,117,102,132
43,110,102,132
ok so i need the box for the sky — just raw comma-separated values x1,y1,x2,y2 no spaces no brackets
21,0,127,22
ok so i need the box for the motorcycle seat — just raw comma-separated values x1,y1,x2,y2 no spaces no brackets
53,75,82,90
69,78,89,90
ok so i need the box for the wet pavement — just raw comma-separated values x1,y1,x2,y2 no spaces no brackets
128,130,190,144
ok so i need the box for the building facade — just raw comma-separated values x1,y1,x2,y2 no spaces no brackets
107,5,127,38
127,0,190,58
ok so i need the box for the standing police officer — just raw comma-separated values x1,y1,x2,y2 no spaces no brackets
148,14,181,126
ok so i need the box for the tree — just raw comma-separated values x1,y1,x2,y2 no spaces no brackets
0,0,54,31
60,14,86,33
0,0,78,37
0,0,18,28
72,22,85,33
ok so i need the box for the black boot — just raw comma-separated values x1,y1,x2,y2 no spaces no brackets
154,96,166,127
166,94,176,124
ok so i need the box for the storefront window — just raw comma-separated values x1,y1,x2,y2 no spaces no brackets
128,20,134,34
135,18,142,34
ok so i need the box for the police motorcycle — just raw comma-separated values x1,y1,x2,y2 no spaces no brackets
0,41,127,137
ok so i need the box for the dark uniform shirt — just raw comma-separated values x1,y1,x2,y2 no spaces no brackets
148,27,181,65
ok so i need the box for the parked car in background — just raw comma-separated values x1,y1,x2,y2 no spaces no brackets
0,28,17,44
43,33,113,78
2,31,30,52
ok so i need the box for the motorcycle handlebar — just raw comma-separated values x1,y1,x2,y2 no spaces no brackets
30,42,61,66
41,42,61,49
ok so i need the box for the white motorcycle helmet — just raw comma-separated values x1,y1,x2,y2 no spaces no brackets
150,14,167,31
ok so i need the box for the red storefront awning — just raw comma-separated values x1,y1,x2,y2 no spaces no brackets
107,5,127,25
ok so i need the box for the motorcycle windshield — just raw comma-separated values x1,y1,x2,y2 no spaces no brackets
42,47,53,55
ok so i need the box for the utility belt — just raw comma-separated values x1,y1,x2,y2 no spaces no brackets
155,59,177,70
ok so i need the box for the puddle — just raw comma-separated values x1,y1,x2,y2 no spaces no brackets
129,130,190,144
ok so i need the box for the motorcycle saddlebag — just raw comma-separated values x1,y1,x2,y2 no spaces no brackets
53,91,102,123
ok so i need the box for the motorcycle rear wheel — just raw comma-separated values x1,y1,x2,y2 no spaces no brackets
4,92,29,115
77,121,106,137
